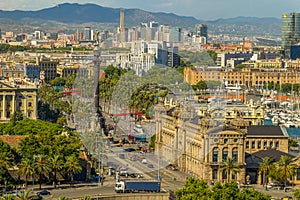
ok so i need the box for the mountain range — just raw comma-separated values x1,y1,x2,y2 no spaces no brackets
0,3,281,37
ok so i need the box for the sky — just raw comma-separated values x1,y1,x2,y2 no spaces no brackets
0,0,299,20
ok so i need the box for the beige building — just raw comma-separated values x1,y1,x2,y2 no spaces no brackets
184,67,300,89
0,80,38,122
155,101,289,184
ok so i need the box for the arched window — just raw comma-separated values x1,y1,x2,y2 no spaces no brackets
232,147,238,162
222,147,228,161
213,148,218,163
212,168,218,180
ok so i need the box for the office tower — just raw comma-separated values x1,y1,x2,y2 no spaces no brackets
120,8,125,32
169,27,182,42
281,12,300,51
83,27,91,41
195,24,208,42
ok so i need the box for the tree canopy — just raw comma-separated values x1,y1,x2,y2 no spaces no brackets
175,178,271,200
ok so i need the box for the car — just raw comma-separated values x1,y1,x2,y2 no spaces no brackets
37,190,51,195
141,159,147,164
166,164,178,171
130,173,137,178
122,148,136,152
147,164,154,168
119,154,125,159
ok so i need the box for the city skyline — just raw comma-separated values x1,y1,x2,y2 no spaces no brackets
0,0,299,20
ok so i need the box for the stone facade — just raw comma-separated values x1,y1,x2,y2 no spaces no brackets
155,102,288,184
0,80,38,122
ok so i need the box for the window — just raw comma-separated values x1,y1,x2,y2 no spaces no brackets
264,141,267,149
246,141,249,148
213,148,218,163
232,148,238,162
222,170,227,180
232,171,237,180
258,141,261,149
224,139,228,144
251,141,255,149
222,148,228,161
297,168,300,180
270,141,273,148
233,138,238,143
19,102,22,107
275,142,279,149
212,169,218,180
28,102,32,107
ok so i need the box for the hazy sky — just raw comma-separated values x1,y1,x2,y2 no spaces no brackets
0,0,299,20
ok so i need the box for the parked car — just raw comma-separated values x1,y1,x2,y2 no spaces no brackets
119,154,125,159
142,159,147,164
37,190,51,196
147,164,154,168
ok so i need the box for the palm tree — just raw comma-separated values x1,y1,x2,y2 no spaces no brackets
16,190,34,200
0,194,16,200
65,155,82,186
0,151,13,187
49,155,63,188
219,157,240,183
259,157,274,190
278,155,297,191
79,195,91,200
33,155,49,190
18,159,35,189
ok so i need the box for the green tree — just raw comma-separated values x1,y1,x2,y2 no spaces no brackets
259,157,274,190
175,178,271,200
10,112,24,126
294,189,300,200
18,159,35,189
65,155,82,185
49,155,63,188
289,139,298,147
175,177,211,200
220,157,240,183
0,140,14,183
33,155,49,190
207,50,217,63
278,155,297,191
16,190,34,200
0,194,16,200
237,188,271,200
149,135,156,148
49,77,66,87
79,196,91,200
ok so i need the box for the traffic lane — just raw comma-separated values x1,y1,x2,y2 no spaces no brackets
40,184,115,199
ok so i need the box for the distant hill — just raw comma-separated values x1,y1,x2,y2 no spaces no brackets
0,3,199,27
0,3,281,37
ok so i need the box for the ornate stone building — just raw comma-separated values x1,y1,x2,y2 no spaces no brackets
0,80,38,122
155,101,289,184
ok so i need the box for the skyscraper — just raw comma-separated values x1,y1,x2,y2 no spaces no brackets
195,24,208,41
83,27,91,41
281,12,300,51
120,8,125,32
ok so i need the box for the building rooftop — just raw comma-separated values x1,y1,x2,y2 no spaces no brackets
247,125,286,137
252,149,295,162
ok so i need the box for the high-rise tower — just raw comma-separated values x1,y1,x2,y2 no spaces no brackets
120,8,125,32
281,12,300,51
